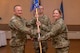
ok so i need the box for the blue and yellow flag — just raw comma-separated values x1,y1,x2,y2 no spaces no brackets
30,0,40,11
60,0,64,19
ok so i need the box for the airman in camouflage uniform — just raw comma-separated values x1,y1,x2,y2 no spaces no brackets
39,9,70,53
27,6,51,53
9,5,30,53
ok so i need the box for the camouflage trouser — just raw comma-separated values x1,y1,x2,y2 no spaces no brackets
10,45,25,53
33,38,48,53
56,46,69,53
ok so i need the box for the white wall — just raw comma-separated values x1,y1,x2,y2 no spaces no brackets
68,31,80,39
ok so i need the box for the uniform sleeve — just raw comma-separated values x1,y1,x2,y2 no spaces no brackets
10,19,31,33
40,16,51,32
26,18,36,26
41,21,62,40
26,18,38,36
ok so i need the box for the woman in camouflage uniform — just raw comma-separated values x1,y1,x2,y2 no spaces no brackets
38,9,70,53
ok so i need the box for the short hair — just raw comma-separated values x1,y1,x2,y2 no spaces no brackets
13,5,21,10
53,9,62,15
39,5,44,9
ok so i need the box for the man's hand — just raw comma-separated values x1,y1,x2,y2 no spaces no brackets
36,21,41,26
36,21,41,33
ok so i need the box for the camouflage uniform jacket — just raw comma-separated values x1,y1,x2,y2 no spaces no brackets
9,15,30,46
42,18,70,48
27,15,51,38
